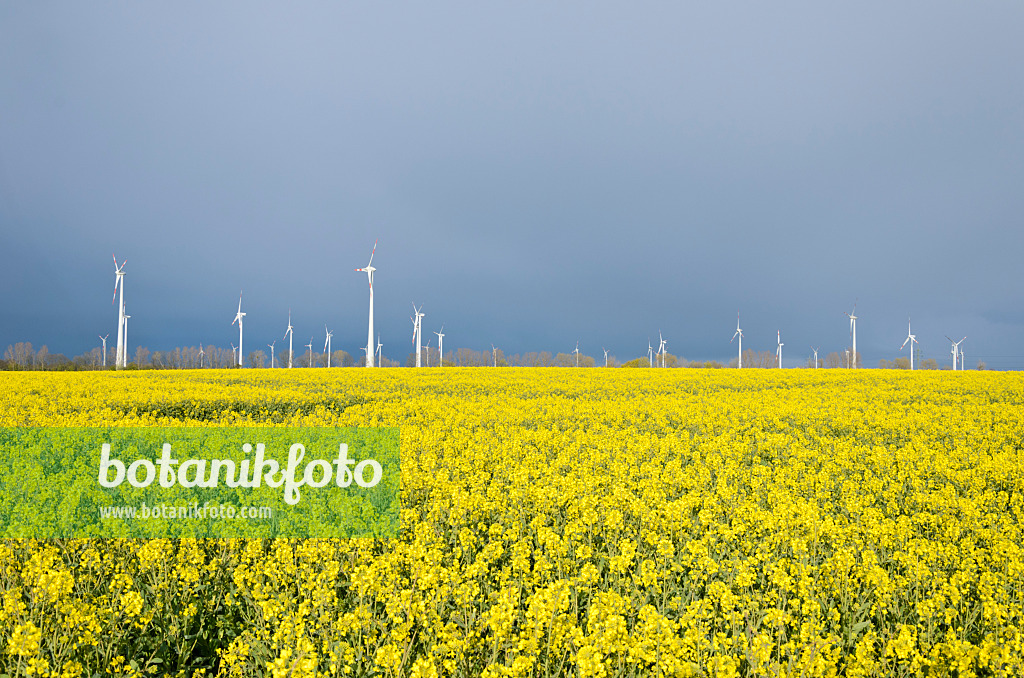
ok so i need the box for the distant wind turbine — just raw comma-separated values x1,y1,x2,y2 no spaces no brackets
572,340,580,367
306,338,314,368
776,331,784,368
412,304,424,367
231,343,237,367
603,347,609,367
433,325,445,366
811,346,819,369
231,292,245,367
658,332,667,368
284,310,294,369
324,326,333,367
647,340,654,368
111,255,127,369
731,313,744,368
423,338,432,367
491,344,498,367
845,301,858,369
376,335,383,366
199,343,205,368
267,341,275,369
355,240,377,367
99,334,109,367
945,335,966,370
900,317,919,370
123,310,131,365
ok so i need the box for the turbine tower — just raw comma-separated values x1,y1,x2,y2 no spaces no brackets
602,347,609,367
199,343,205,368
658,332,667,368
231,292,245,367
267,341,276,369
945,335,966,370
845,302,858,369
284,310,294,368
306,338,314,368
99,335,109,368
433,325,445,366
776,331,784,368
324,326,333,367
731,313,744,368
811,346,819,369
491,344,498,367
376,335,383,366
647,340,654,368
411,304,424,367
573,340,580,367
111,255,127,370
900,317,919,370
123,310,131,366
231,344,237,367
355,240,377,367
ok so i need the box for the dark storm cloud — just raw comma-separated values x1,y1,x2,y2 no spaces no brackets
2,1,1023,367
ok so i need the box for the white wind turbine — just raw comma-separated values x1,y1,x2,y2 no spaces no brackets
900,317,919,370
324,326,333,367
845,302,858,369
658,332,667,368
284,310,294,369
267,341,275,369
491,344,498,367
411,304,424,367
423,338,432,367
602,347,609,367
945,335,966,370
111,255,127,370
199,343,205,368
99,334,109,367
306,338,314,368
572,340,580,367
647,340,654,368
123,309,131,366
355,240,377,367
231,343,237,367
731,313,744,368
433,325,445,367
776,330,784,368
231,292,245,367
811,346,819,369
376,335,383,366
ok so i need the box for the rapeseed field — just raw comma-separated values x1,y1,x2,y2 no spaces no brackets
1,368,1022,677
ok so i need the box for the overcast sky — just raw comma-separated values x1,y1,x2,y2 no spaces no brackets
2,2,1023,368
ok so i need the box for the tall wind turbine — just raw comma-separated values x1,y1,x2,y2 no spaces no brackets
99,335,109,367
434,325,445,366
657,332,667,368
945,335,966,370
602,347,609,367
573,341,580,367
412,304,424,367
845,302,858,369
284,310,294,368
111,255,127,370
776,331,784,368
731,313,744,368
900,317,919,370
811,346,819,369
355,240,377,367
324,326,333,367
267,341,276,369
231,292,245,367
306,338,314,368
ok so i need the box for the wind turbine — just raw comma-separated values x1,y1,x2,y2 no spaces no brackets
324,326,333,367
491,344,498,367
811,346,819,369
731,313,744,368
111,255,127,370
845,302,858,369
945,335,966,370
647,340,654,368
199,343,205,368
355,240,377,367
573,341,580,367
123,310,131,366
267,341,276,369
900,317,919,370
658,332,667,368
411,304,424,367
99,335,109,367
776,331,784,368
231,343,237,367
602,347,609,367
284,310,294,369
306,338,314,368
376,335,383,366
231,292,245,367
423,338,432,367
433,325,445,366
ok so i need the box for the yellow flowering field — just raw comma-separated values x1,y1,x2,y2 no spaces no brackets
1,368,1023,677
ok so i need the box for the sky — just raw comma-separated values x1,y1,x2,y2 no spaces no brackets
2,2,1023,368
